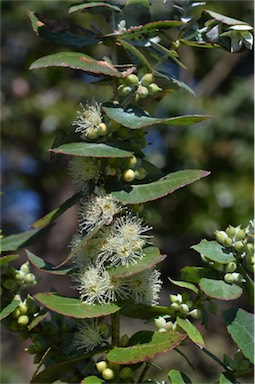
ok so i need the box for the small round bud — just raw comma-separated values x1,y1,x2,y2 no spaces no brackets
125,74,139,86
105,165,117,176
225,225,236,238
85,128,98,140
120,367,133,380
20,262,30,274
179,304,189,315
170,294,179,303
17,315,29,326
98,123,108,136
148,83,162,94
170,302,180,311
123,169,135,182
234,241,245,252
164,321,174,331
225,262,237,273
135,168,147,180
126,155,137,168
154,316,167,329
141,73,154,86
223,237,233,247
189,309,202,319
18,303,28,314
172,321,178,331
224,273,235,284
24,273,36,285
120,334,129,347
34,341,46,353
12,308,21,318
136,85,149,98
215,230,228,244
15,271,25,281
96,361,108,373
102,368,115,381
235,229,246,241
120,86,132,96
232,272,244,283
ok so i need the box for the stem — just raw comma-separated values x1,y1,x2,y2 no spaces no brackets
136,362,150,384
200,346,230,371
111,311,120,382
238,264,254,305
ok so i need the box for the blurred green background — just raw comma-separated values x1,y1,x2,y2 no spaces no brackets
1,0,253,383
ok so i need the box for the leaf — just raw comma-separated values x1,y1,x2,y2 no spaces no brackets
180,266,211,284
120,20,184,40
31,193,80,229
1,227,53,252
204,10,249,26
34,293,121,318
176,317,204,348
30,52,124,78
69,2,121,14
118,39,151,71
223,308,254,363
0,298,19,320
219,372,238,384
180,39,219,49
27,307,48,331
0,254,20,265
50,142,133,158
168,369,192,384
120,303,174,320
191,240,236,264
108,247,166,278
102,103,211,129
110,170,210,204
199,278,243,300
26,250,74,275
107,330,186,364
150,42,186,69
168,278,199,294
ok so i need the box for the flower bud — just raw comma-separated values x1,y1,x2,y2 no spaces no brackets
179,304,189,315
189,309,202,319
136,85,149,98
15,271,25,281
158,327,167,333
105,165,117,176
119,86,132,96
225,225,236,238
223,237,233,247
135,168,147,180
12,308,21,318
20,262,30,274
123,169,135,182
120,367,133,380
85,127,98,140
141,73,154,86
224,273,235,284
17,315,29,326
234,241,245,252
172,321,178,331
96,361,108,373
154,316,167,329
232,272,244,283
98,123,108,136
225,262,237,273
24,273,36,285
235,229,246,241
18,303,28,314
164,321,174,331
126,155,137,168
148,83,162,94
213,262,225,272
102,368,115,380
120,334,129,347
125,74,139,86
170,302,180,311
215,230,228,244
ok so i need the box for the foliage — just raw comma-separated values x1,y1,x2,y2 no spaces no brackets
1,1,254,383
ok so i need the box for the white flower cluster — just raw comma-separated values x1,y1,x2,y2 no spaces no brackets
70,187,162,307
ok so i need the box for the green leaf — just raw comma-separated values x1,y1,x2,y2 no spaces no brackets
69,2,121,14
176,317,204,348
180,39,220,49
219,372,238,384
34,293,121,318
27,307,48,331
150,41,186,69
107,330,186,364
28,11,98,48
120,303,174,320
110,170,210,204
199,278,243,300
102,103,211,129
192,240,236,264
168,369,192,384
26,250,74,275
31,193,80,229
81,376,105,384
0,254,20,265
168,278,199,294
50,142,133,158
204,10,249,26
30,52,124,78
0,298,19,320
1,227,53,252
108,247,166,278
180,266,210,284
118,39,151,71
223,308,254,363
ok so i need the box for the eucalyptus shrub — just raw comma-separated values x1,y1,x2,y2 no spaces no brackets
1,1,254,383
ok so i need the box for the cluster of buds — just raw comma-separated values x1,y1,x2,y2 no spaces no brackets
96,360,133,382
105,155,147,183
9,295,40,332
169,292,202,319
118,73,162,101
224,350,252,374
2,261,36,293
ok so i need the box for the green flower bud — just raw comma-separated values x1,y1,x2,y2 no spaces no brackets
134,167,147,180
213,262,225,272
235,229,246,241
102,368,115,381
170,294,179,303
172,321,178,331
179,304,189,315
189,309,202,319
120,86,132,96
234,241,245,252
125,74,139,86
132,204,144,213
223,237,233,247
215,230,228,244
15,271,25,281
98,122,108,136
164,321,174,331
232,272,244,283
224,273,235,284
85,127,99,140
170,302,180,311
225,225,237,238
158,327,167,333
154,316,167,329
120,367,133,380
12,308,21,318
18,303,28,314
148,83,162,94
126,155,137,168
123,169,135,182
141,73,154,86
20,262,30,274
18,315,29,326
24,273,36,285
225,262,237,273
120,334,129,347
136,85,149,98
96,361,108,373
